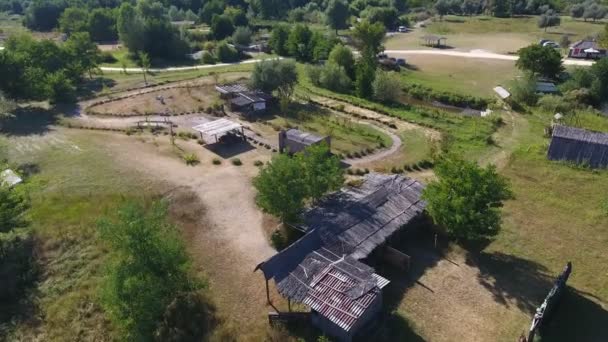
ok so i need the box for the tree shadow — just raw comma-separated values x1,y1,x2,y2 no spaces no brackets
538,288,608,342
1,107,58,136
76,77,117,99
468,251,552,314
358,312,425,342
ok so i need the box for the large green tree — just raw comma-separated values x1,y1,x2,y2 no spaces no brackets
328,44,355,79
296,143,344,203
98,201,199,341
59,7,89,35
286,24,313,62
269,24,290,56
325,0,350,34
64,32,101,79
516,44,563,79
254,154,309,223
251,59,298,99
352,20,385,99
422,155,513,242
254,144,343,222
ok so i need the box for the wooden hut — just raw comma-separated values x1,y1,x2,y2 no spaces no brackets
420,35,447,47
278,129,331,154
255,174,426,342
547,125,608,168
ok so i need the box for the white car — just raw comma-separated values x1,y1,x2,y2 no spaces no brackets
398,26,407,33
542,41,560,49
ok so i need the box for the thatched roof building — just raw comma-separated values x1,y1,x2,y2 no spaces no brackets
255,174,426,341
547,125,608,168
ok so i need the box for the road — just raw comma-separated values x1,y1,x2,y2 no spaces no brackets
383,49,595,66
98,57,275,73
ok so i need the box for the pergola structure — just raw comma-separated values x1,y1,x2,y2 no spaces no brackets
192,118,244,144
421,34,447,47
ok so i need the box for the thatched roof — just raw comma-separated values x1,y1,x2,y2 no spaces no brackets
547,125,608,168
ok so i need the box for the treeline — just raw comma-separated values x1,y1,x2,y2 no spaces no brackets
0,32,100,102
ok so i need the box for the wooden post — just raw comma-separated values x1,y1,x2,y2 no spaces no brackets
288,299,291,312
434,233,438,249
265,279,271,305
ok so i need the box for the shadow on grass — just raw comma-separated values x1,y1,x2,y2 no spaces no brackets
1,107,58,136
538,288,608,342
469,252,551,314
77,77,117,99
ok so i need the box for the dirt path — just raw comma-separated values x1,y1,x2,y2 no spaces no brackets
478,110,529,170
340,115,403,165
99,57,276,73
384,49,594,66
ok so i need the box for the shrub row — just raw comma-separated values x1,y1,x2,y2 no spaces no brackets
402,83,489,110
346,168,370,176
307,97,398,130
391,159,435,174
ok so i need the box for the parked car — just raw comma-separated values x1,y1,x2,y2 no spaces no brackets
398,26,407,32
396,58,406,66
377,52,388,59
543,41,560,49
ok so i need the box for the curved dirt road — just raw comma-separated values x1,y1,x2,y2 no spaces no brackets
99,57,277,73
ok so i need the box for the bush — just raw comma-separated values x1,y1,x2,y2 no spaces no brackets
100,51,117,64
183,153,200,166
254,160,264,167
155,292,218,342
212,158,221,165
319,63,352,93
214,41,239,63
510,74,539,106
373,71,402,103
0,229,35,302
403,83,489,109
537,95,574,114
231,158,242,166
270,229,286,250
201,51,216,65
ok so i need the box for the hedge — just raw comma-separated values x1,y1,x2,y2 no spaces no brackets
402,83,489,110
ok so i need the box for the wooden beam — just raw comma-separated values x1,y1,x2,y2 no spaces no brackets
265,278,271,305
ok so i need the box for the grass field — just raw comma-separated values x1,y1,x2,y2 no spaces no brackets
401,55,520,97
253,103,393,155
386,15,607,54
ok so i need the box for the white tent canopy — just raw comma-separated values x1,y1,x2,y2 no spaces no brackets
584,48,600,53
193,118,243,142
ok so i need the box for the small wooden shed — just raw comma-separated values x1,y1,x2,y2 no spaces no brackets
421,34,447,47
278,129,330,154
547,125,608,168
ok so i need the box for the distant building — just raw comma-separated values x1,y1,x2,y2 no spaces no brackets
256,174,427,342
568,40,607,59
278,129,331,154
215,83,251,99
229,92,272,115
547,125,608,168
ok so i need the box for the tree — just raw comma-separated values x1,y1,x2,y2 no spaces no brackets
59,7,89,35
64,32,101,79
590,57,608,100
319,63,352,93
296,143,344,203
88,8,118,42
199,0,223,23
537,10,560,31
117,2,145,53
372,71,401,102
492,0,511,18
435,0,450,20
570,3,585,18
98,201,198,341
253,153,308,222
325,0,350,34
286,24,313,61
461,0,480,16
422,155,513,241
355,55,376,99
0,183,29,233
224,6,248,27
269,24,290,56
352,19,386,57
251,59,298,99
232,26,252,47
516,44,563,79
139,51,151,85
328,44,355,79
23,0,67,31
510,73,539,106
211,14,234,40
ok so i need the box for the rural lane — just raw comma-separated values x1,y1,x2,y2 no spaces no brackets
98,57,277,73
383,49,595,66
